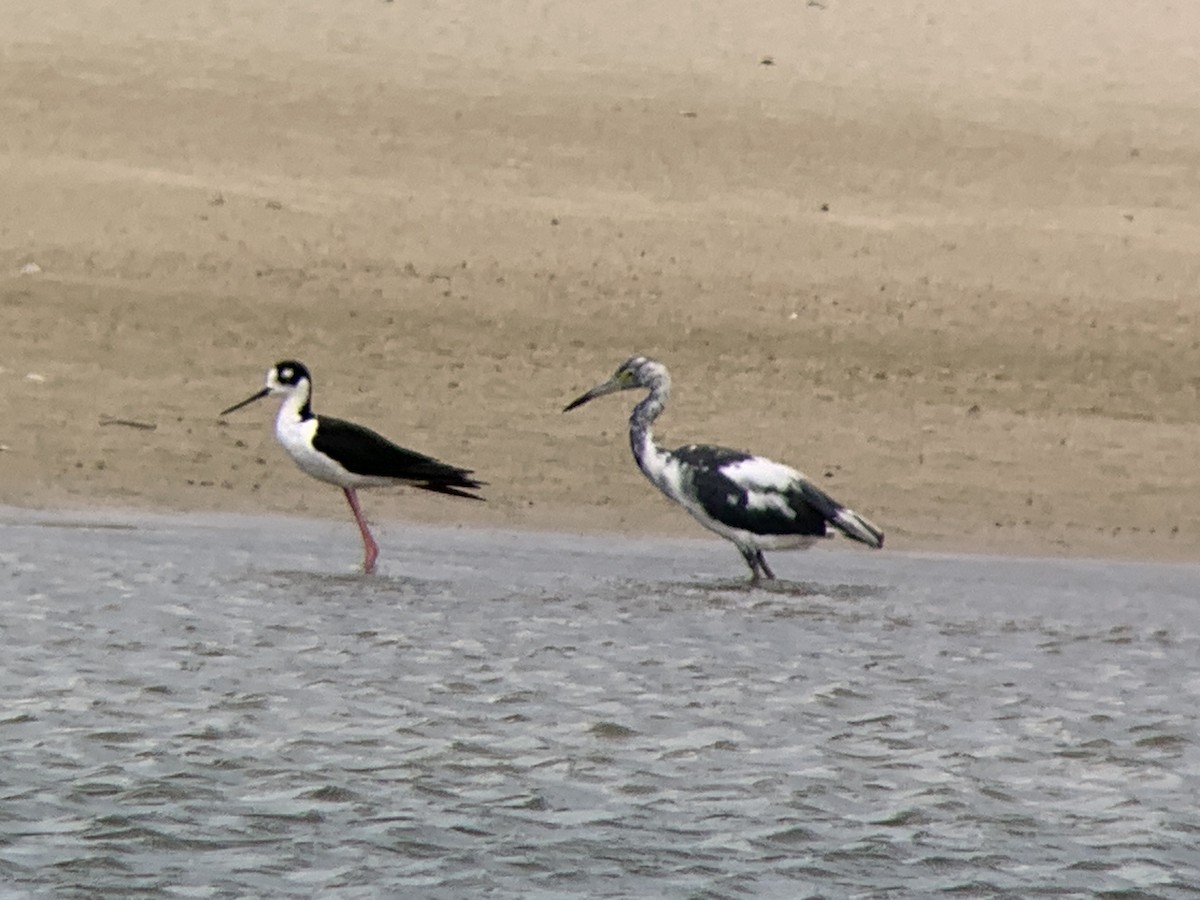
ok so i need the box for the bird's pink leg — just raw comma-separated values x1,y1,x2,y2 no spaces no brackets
343,487,379,574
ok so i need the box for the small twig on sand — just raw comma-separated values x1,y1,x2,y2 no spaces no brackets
99,417,157,431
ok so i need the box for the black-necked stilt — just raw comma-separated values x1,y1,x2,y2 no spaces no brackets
564,356,883,583
221,360,483,573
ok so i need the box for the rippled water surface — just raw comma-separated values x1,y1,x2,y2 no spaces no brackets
2,507,1199,898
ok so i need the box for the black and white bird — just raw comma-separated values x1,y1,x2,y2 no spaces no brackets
564,356,883,583
221,360,483,573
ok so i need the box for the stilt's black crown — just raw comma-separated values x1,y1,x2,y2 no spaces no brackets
273,360,311,386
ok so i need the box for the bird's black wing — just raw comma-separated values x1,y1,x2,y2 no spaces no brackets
314,416,484,497
672,443,831,537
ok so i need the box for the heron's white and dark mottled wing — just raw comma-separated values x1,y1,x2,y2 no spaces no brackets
313,416,483,498
671,444,828,537
672,443,882,546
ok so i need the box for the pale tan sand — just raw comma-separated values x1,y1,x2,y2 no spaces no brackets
2,1,1199,561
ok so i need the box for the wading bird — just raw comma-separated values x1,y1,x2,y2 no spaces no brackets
564,356,883,583
221,361,483,573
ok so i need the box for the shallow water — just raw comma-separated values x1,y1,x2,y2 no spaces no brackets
2,507,1199,898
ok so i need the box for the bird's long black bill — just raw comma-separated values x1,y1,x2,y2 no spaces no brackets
220,387,270,417
562,383,613,412
563,392,593,413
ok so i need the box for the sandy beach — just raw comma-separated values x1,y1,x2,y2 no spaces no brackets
2,0,1199,562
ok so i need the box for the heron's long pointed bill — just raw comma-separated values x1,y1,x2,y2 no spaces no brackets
563,379,621,412
220,387,270,417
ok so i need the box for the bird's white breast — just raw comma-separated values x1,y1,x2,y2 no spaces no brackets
274,413,363,487
635,437,686,503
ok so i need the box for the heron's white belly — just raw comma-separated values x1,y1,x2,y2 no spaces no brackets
684,506,820,551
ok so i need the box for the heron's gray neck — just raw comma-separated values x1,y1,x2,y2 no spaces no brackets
628,380,670,478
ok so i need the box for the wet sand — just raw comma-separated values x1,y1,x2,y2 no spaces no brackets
2,1,1200,561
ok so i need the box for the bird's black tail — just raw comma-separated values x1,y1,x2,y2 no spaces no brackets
419,480,486,501
416,464,485,501
797,482,883,548
830,505,884,548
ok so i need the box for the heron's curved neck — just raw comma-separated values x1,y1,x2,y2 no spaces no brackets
628,378,670,477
